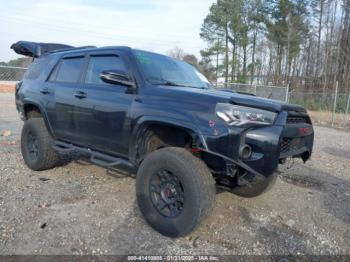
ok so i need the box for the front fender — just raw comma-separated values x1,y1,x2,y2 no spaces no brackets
128,115,208,164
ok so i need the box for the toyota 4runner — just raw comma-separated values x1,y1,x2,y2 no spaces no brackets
12,41,314,237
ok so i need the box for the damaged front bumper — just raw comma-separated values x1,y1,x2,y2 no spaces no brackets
200,110,314,179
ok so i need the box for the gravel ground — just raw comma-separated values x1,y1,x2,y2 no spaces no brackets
0,93,349,255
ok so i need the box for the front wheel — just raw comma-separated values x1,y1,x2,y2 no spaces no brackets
136,147,216,238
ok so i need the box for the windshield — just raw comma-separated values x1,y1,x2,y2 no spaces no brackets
133,50,212,89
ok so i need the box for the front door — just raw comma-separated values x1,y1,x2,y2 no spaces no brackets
74,51,135,157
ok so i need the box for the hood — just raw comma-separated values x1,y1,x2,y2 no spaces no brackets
164,86,306,113
229,93,306,113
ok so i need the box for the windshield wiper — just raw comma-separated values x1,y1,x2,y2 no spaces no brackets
147,78,183,86
161,80,185,87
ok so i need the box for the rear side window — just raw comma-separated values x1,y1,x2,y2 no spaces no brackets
84,55,126,85
25,56,50,80
52,57,84,83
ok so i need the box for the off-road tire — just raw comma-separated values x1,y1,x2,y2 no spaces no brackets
231,172,278,198
21,118,59,171
136,147,216,238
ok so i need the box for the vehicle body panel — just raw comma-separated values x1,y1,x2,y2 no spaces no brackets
71,50,135,156
15,44,314,180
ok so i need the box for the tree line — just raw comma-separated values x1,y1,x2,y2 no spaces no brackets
0,57,32,68
195,0,350,93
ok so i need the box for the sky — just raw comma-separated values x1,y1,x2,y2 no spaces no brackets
0,0,215,62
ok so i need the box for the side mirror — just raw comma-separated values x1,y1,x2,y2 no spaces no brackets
100,70,135,88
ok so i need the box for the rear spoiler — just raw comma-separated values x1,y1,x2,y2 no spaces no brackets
10,41,74,58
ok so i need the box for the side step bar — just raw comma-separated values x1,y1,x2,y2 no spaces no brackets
53,141,134,169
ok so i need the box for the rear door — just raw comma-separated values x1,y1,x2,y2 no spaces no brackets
73,50,135,157
45,54,86,142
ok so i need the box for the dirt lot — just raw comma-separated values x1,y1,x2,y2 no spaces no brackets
309,111,350,132
0,92,350,255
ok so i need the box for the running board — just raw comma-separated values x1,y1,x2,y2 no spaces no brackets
53,141,134,169
52,141,76,152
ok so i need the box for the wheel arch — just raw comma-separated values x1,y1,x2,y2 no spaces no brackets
22,100,55,137
129,116,207,165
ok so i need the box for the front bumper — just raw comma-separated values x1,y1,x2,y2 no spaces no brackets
201,111,314,179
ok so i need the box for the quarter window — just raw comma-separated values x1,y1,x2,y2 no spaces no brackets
25,56,49,80
84,55,126,85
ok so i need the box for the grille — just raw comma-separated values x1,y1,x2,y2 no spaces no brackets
287,116,307,124
281,139,290,153
281,138,303,154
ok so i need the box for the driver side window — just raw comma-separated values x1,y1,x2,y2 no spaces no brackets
85,55,126,85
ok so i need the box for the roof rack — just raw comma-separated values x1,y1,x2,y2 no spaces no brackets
49,45,97,54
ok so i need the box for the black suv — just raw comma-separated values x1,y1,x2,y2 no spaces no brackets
12,41,314,237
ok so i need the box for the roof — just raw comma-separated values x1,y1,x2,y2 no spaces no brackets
11,41,132,58
51,45,132,56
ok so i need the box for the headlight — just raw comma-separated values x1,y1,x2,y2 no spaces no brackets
215,103,277,126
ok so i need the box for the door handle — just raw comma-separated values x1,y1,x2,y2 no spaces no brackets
74,91,87,99
40,88,49,94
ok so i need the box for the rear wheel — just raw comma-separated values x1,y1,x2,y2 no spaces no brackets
136,147,216,238
21,118,59,171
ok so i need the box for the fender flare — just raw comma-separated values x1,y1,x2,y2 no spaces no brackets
22,99,55,138
128,115,208,164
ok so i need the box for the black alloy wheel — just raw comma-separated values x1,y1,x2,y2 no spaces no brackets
136,147,216,237
26,131,39,161
149,169,185,218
